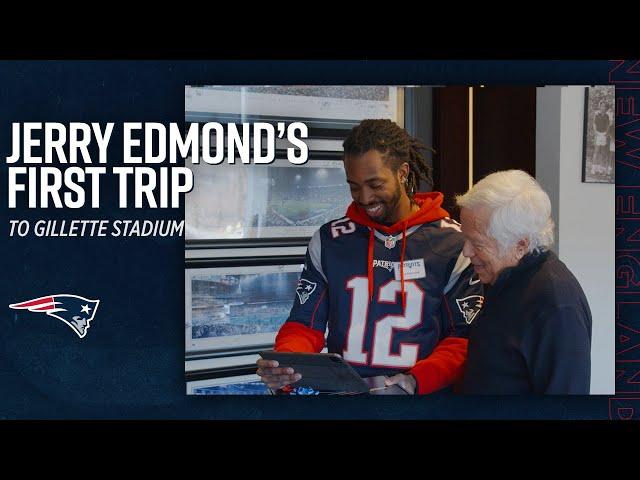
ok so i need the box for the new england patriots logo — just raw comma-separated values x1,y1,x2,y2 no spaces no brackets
455,295,484,324
296,279,317,305
9,294,100,339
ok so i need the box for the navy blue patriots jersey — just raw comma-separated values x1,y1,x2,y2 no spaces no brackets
280,215,484,379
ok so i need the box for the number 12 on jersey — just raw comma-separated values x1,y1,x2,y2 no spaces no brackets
343,276,424,369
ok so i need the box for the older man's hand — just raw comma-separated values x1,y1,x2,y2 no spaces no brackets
384,373,417,394
256,358,302,391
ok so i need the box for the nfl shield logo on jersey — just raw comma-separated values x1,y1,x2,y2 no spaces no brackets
455,295,484,324
384,235,397,249
296,279,317,305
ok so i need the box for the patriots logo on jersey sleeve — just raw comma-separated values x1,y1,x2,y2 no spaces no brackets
455,295,484,324
9,294,100,338
295,279,317,305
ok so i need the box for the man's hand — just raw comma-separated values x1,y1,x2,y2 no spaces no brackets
256,358,302,391
384,373,417,395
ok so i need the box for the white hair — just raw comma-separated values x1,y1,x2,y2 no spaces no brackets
456,170,554,255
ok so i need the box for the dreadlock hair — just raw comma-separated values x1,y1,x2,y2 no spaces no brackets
342,119,434,198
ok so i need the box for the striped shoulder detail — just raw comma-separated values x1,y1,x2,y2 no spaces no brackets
439,217,462,232
443,251,472,295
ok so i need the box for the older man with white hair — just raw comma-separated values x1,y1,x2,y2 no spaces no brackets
456,170,592,394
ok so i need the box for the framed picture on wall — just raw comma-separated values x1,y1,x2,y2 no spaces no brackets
187,374,272,395
185,125,345,160
185,157,352,242
185,254,305,354
582,85,615,184
185,85,404,139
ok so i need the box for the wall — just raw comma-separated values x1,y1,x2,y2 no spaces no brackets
536,86,615,394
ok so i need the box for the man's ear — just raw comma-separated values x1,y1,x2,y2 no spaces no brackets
398,162,410,181
515,238,530,259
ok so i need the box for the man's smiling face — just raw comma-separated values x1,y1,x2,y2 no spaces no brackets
344,149,407,225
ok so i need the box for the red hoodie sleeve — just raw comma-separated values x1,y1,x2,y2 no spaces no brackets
408,337,468,394
274,322,325,353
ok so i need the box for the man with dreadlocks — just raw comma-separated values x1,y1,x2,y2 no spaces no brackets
256,119,483,394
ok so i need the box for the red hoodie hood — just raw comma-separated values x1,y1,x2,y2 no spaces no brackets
346,191,450,233
345,192,451,308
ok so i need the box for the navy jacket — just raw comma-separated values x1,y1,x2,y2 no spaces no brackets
460,250,592,394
